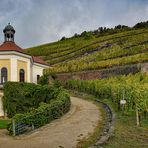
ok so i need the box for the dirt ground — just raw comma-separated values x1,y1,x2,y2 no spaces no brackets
0,97,101,148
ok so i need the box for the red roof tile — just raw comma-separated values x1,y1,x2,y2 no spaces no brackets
32,56,49,66
0,41,25,54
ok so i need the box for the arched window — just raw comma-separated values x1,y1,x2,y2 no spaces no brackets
19,69,25,82
1,67,8,84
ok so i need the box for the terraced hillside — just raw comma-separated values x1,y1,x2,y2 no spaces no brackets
26,26,148,74
25,23,148,148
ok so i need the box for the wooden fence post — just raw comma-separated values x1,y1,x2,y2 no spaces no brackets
136,105,140,126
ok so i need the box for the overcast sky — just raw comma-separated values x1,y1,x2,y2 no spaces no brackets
0,0,148,48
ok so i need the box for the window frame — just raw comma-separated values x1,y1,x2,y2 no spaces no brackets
1,67,8,84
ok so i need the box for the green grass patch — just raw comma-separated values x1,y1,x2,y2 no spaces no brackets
100,98,148,148
103,114,148,148
0,119,11,129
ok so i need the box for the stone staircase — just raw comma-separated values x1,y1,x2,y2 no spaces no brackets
0,90,4,117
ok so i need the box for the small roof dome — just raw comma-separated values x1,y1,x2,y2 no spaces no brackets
3,23,15,33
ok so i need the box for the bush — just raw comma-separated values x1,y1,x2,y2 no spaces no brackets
7,88,70,135
3,82,65,117
38,74,49,85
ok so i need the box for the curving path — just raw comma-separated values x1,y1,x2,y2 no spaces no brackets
0,97,101,148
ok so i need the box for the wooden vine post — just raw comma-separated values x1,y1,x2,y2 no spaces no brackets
120,89,126,112
136,104,140,126
12,119,16,136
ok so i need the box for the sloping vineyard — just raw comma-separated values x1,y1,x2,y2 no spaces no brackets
65,73,148,126
26,28,148,65
46,52,148,73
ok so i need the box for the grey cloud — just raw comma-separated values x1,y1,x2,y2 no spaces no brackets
0,0,148,48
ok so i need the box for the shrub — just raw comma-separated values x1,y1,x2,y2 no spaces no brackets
38,74,49,85
7,88,70,135
3,82,65,117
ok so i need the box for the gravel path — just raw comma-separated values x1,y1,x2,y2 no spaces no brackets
0,97,101,148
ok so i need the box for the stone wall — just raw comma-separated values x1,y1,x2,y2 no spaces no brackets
55,64,142,81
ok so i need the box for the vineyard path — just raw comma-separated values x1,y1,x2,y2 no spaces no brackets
0,96,101,148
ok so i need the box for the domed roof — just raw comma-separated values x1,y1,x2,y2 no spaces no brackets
0,41,24,53
3,23,15,33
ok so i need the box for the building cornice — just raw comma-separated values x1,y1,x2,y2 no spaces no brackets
0,51,49,67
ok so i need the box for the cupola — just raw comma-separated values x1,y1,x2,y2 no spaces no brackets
3,23,15,42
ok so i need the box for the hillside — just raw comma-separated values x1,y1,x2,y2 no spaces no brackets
26,23,148,74
24,23,148,147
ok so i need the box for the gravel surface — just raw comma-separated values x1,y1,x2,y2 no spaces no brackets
0,97,100,148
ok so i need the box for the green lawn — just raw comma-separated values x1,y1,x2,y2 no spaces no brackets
102,99,148,148
104,114,148,148
0,119,10,129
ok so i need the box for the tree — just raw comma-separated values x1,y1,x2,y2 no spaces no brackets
99,27,103,33
60,36,67,41
134,21,148,28
74,33,79,38
115,25,122,29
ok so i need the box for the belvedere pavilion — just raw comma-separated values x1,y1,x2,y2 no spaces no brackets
0,23,49,85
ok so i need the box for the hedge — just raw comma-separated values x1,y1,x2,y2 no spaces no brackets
7,89,70,135
3,82,64,118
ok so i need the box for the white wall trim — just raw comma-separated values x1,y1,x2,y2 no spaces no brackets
0,51,32,60
33,62,49,68
0,51,49,67
10,57,17,81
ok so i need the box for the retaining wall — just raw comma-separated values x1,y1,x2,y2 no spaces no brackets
53,63,148,82
54,63,147,81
